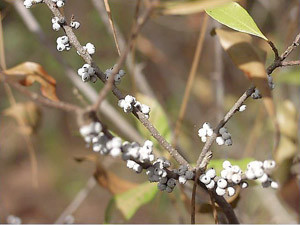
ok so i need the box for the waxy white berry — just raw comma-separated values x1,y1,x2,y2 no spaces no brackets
216,136,225,145
206,168,216,178
231,174,242,184
227,187,235,196
206,180,215,189
222,160,232,169
200,174,211,185
238,105,247,112
271,181,279,189
241,181,248,189
216,187,226,196
217,178,227,188
198,128,206,137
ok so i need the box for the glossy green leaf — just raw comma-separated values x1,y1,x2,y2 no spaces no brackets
206,2,268,40
105,182,158,221
208,158,255,174
159,0,238,15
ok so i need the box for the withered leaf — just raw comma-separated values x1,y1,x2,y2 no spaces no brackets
4,62,59,101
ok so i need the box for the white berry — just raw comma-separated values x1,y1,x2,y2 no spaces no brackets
216,187,226,196
217,178,227,188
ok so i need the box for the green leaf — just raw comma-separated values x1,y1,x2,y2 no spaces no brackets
136,94,171,150
208,158,255,174
159,0,239,15
206,2,268,40
106,182,158,221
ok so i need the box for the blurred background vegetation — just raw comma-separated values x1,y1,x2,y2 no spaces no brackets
0,0,299,223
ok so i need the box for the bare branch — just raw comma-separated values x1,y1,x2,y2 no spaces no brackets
55,177,97,224
281,60,300,67
173,14,208,147
103,0,121,56
2,75,82,113
13,0,144,143
92,2,155,111
196,86,255,169
91,0,156,99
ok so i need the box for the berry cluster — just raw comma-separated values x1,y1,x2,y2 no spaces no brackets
268,75,275,90
70,21,80,30
52,0,65,8
198,122,213,143
52,17,61,31
200,165,244,197
23,0,43,8
146,158,177,193
216,127,232,146
245,160,278,188
124,140,155,173
174,165,194,184
198,123,232,146
104,65,126,84
123,140,155,163
77,64,97,83
7,215,22,225
83,43,96,55
200,159,278,197
56,36,71,52
79,121,102,144
118,95,150,118
81,124,176,190
251,88,262,99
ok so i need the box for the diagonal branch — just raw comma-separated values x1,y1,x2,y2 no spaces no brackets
103,0,121,56
13,0,144,143
92,2,155,111
42,0,189,167
172,14,208,147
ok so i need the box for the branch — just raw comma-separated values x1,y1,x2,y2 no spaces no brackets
92,2,155,111
173,14,208,147
195,31,300,170
281,60,300,67
91,0,156,99
13,0,144,143
195,86,255,169
43,0,190,167
2,75,82,113
54,177,97,224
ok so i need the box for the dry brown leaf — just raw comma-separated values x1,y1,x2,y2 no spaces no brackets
3,102,41,135
215,29,277,133
75,155,137,194
94,162,137,195
4,62,59,101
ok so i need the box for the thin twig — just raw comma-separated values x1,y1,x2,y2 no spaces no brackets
173,14,208,147
1,12,39,188
213,20,225,122
2,76,82,113
196,31,300,170
195,86,255,169
281,60,300,67
191,151,212,224
103,0,121,56
92,2,155,111
209,191,219,224
13,0,144,143
91,0,156,98
43,0,189,167
267,40,280,60
55,177,97,224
